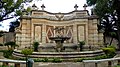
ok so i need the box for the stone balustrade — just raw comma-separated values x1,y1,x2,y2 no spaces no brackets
83,57,120,67
0,59,26,67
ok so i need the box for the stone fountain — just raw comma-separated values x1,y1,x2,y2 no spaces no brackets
49,27,70,52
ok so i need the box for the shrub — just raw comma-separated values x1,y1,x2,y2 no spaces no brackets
42,58,48,62
51,58,62,63
76,58,84,62
21,48,33,66
3,49,13,58
94,55,107,60
102,47,116,58
0,43,3,46
21,48,33,56
114,65,120,67
34,58,43,62
75,55,108,62
33,42,39,52
4,41,18,50
78,41,85,51
0,65,14,67
107,45,116,50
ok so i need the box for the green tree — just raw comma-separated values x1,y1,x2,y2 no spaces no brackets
4,41,18,50
0,0,34,36
21,48,33,67
86,0,120,49
0,0,33,22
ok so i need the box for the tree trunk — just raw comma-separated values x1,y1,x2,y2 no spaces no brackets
109,37,113,46
104,33,108,47
115,0,120,50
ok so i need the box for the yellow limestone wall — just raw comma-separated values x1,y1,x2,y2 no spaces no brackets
15,10,103,48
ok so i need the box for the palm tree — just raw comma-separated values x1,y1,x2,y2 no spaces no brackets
98,15,117,44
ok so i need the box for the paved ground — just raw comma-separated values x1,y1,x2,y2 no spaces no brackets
33,62,83,67
20,62,84,67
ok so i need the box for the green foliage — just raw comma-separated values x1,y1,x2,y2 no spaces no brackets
3,50,13,58
4,41,18,50
86,0,120,48
93,55,108,60
41,58,49,62
87,0,114,17
18,54,109,62
114,65,120,67
79,41,85,45
0,0,33,33
0,65,14,67
51,58,62,63
21,48,33,56
78,41,85,51
102,47,116,58
86,0,97,6
107,45,116,50
0,43,3,46
75,55,108,62
34,58,43,62
33,42,39,52
75,58,85,62
0,31,4,37
26,7,31,12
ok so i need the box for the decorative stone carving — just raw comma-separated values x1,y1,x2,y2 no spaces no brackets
74,4,79,11
83,4,87,10
55,13,64,20
41,4,45,11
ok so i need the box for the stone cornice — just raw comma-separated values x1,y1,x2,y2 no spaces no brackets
21,10,98,21
21,15,92,21
31,10,89,15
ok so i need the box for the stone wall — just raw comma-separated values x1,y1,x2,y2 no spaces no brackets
16,9,103,48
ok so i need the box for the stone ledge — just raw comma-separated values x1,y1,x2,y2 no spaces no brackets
13,49,104,59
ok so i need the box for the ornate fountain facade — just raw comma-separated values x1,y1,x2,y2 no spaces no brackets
15,4,103,48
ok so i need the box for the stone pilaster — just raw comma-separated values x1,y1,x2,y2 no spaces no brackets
98,32,104,45
42,24,46,43
20,19,31,48
73,24,78,43
88,20,94,45
93,19,98,45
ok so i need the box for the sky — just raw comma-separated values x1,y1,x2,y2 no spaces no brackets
0,0,92,32
33,0,89,13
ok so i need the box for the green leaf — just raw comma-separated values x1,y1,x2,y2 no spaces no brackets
26,7,31,12
16,10,22,16
2,0,8,2
21,48,33,56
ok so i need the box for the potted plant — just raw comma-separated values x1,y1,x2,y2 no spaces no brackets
33,42,39,52
78,41,85,51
